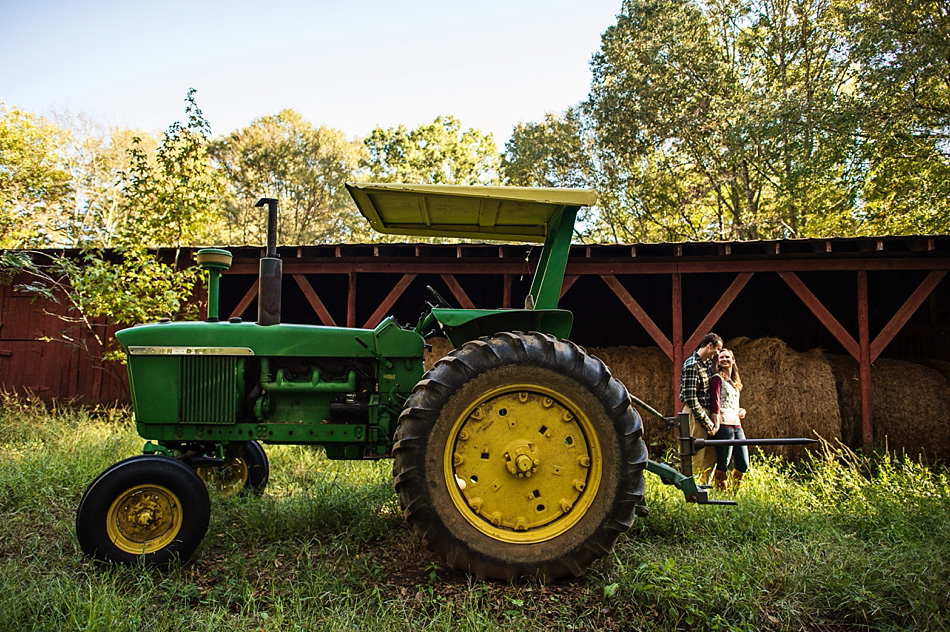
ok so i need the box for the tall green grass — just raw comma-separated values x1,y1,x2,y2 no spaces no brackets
1,394,948,631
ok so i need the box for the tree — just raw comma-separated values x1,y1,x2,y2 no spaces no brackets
728,0,860,237
587,0,864,241
364,116,501,186
838,0,950,234
210,109,367,245
0,105,72,247
116,88,223,249
52,111,159,248
502,109,593,189
587,0,755,241
1,91,217,365
581,0,950,242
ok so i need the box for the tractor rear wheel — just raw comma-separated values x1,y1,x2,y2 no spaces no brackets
76,455,210,564
393,331,647,581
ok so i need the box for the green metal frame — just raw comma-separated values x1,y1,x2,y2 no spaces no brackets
527,205,578,310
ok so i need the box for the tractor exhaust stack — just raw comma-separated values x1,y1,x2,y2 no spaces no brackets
255,197,281,326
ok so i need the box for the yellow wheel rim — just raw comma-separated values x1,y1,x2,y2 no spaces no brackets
106,484,183,555
196,456,249,497
444,383,603,544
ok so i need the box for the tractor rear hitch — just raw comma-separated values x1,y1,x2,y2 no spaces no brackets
629,394,817,505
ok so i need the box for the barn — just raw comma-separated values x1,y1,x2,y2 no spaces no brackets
1,235,948,456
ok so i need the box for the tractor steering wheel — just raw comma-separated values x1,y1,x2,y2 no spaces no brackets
426,285,452,309
413,285,452,336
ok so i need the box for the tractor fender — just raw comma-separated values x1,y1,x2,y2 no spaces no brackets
431,308,573,347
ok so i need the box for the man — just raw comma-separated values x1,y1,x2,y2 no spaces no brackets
679,332,723,484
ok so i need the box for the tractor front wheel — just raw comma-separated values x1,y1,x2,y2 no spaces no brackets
195,441,269,497
76,455,210,564
393,331,648,580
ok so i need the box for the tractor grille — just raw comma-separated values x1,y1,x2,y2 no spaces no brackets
180,356,242,424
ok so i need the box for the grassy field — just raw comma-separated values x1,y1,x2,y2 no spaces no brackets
1,394,948,631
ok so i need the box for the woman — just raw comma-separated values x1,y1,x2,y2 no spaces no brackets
709,348,748,490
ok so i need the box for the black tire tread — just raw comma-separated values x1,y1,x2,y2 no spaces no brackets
392,331,647,581
76,455,211,565
239,440,269,496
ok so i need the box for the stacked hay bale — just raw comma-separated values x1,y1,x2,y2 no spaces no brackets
725,337,839,459
589,345,674,441
423,337,455,371
827,355,950,459
922,359,950,384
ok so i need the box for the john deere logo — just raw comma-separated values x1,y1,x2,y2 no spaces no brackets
128,346,255,356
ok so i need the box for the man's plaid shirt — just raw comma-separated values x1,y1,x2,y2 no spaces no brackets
679,351,713,429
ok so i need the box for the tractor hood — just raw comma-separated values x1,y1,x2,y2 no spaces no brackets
345,182,597,243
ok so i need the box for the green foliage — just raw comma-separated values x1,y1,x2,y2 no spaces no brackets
61,251,200,328
836,0,950,235
0,92,215,365
116,88,223,249
4,6,949,251
364,116,501,186
55,113,160,248
0,105,73,247
502,110,593,189
210,109,368,245
840,0,950,131
496,0,950,242
5,250,198,362
580,0,862,241
0,249,33,285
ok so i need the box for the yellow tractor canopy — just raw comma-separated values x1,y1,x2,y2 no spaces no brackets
345,182,597,243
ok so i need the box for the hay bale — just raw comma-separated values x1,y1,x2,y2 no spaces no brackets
827,355,950,459
922,360,950,384
423,337,455,371
726,337,840,459
590,345,674,441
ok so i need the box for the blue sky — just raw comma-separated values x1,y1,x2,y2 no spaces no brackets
1,0,622,145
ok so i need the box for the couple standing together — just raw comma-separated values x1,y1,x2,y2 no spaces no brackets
679,333,749,490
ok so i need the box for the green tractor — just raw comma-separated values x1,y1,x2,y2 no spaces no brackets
76,183,810,581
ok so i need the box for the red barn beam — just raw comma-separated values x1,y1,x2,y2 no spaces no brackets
293,275,336,326
871,270,947,362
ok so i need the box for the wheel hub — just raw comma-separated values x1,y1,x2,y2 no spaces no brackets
107,484,182,555
504,441,540,477
445,384,601,543
135,509,155,526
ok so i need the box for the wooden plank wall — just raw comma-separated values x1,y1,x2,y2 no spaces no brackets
0,278,128,404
